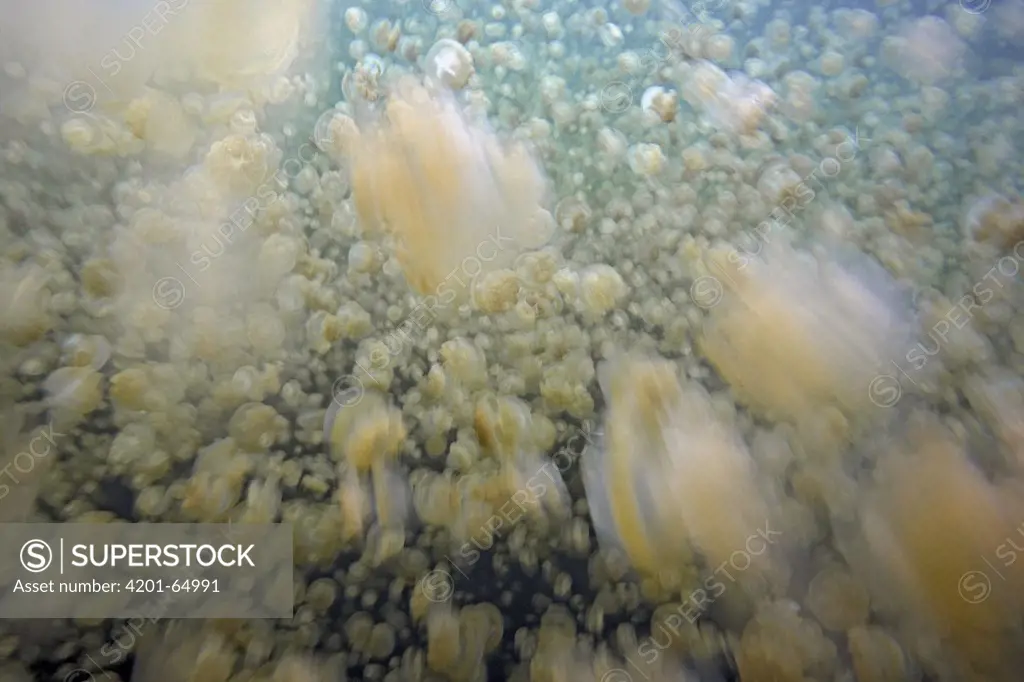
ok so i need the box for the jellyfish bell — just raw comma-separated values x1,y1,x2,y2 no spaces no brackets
325,391,411,557
60,333,112,371
323,390,406,470
336,455,413,562
963,192,1024,252
43,365,104,430
581,425,670,574
681,61,776,135
586,353,787,597
699,240,918,427
423,38,475,91
843,413,1024,680
888,16,967,85
583,355,696,574
347,74,553,304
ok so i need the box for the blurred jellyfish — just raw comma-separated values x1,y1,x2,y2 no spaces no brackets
411,394,569,558
962,192,1024,252
183,0,317,90
347,75,553,302
342,55,388,111
698,240,916,428
582,354,782,592
834,8,879,41
473,393,570,522
884,16,966,85
324,391,411,563
841,413,1024,682
680,61,776,135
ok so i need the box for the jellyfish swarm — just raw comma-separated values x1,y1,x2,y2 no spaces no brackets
411,394,569,556
349,76,552,300
582,354,777,588
473,393,569,522
698,241,914,426
849,415,1024,682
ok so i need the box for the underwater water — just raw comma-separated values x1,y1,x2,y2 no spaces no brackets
0,0,1023,679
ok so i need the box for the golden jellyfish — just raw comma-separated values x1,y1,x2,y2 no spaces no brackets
962,192,1024,252
348,76,553,302
697,241,916,428
324,391,410,562
846,414,1024,682
473,393,570,521
182,0,316,91
680,61,776,135
582,354,781,593
407,394,568,555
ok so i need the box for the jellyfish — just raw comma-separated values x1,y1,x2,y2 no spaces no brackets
698,240,916,429
346,75,553,303
473,393,570,523
582,353,781,596
324,390,410,563
884,16,966,86
842,414,1024,682
680,61,776,135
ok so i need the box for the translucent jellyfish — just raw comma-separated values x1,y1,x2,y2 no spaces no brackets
582,354,780,588
44,366,104,429
845,414,1024,681
424,39,474,90
640,86,679,123
324,391,410,561
680,61,776,135
344,6,369,33
0,263,52,346
182,0,316,90
962,192,1024,252
60,334,112,371
200,131,282,201
834,8,879,41
885,16,966,85
348,75,553,301
698,241,916,427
